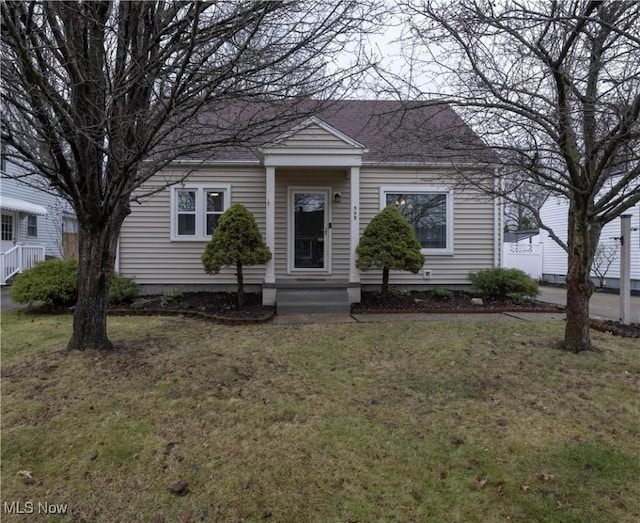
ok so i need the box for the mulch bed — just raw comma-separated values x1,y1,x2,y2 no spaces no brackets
589,318,640,338
99,290,640,338
109,292,274,325
352,290,564,314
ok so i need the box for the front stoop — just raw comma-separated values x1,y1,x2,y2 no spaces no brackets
276,284,351,314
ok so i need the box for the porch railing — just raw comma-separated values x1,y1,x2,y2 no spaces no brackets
0,245,46,285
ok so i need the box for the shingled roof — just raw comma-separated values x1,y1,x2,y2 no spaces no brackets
170,99,496,166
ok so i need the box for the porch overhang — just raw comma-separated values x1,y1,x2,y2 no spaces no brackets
0,195,48,215
262,149,363,168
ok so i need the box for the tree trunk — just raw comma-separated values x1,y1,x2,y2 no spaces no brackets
66,213,126,351
382,267,390,295
563,202,600,353
236,260,244,308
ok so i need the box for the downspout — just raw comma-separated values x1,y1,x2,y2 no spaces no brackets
114,237,120,273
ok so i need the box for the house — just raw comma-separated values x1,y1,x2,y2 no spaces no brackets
537,195,640,290
117,100,500,311
0,148,77,284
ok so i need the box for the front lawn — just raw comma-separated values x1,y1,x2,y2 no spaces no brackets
1,312,638,522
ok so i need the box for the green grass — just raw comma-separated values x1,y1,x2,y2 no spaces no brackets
1,311,639,522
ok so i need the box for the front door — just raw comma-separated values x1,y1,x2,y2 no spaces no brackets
289,188,330,272
1,212,16,253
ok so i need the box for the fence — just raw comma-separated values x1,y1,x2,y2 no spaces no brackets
502,242,543,280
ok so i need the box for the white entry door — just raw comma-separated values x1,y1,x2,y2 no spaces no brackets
289,189,330,273
1,212,16,253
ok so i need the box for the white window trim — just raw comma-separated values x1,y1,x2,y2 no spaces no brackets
379,184,454,255
170,184,231,241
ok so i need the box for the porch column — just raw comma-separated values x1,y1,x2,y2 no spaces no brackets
263,166,277,305
348,166,361,302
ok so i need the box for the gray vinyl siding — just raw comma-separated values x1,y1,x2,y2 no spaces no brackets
278,124,354,149
359,167,496,287
120,166,267,286
120,165,497,289
119,166,351,286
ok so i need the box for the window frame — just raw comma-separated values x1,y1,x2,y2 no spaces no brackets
1,213,14,241
26,215,38,237
170,184,231,241
379,185,454,255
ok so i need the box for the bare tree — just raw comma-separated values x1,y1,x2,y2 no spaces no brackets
395,0,640,352
502,176,547,232
1,0,383,350
592,241,619,288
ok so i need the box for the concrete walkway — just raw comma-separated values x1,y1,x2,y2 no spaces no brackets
538,285,640,323
274,286,639,324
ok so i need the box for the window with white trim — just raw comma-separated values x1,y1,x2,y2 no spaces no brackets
27,215,38,237
380,185,454,255
1,214,13,241
171,184,231,240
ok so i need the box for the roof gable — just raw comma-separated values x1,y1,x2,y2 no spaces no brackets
263,117,366,151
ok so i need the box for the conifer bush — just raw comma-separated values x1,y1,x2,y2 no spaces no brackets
356,205,425,294
202,203,271,307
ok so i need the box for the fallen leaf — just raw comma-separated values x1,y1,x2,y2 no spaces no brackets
495,481,506,496
476,476,487,488
520,484,530,492
17,470,33,479
537,472,555,482
556,500,573,510
450,437,464,446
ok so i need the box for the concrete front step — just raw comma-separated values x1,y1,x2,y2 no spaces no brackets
276,288,350,314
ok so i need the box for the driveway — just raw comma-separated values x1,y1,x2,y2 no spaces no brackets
1,287,21,312
538,285,640,323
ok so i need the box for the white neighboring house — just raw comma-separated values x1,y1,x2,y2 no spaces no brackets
537,195,640,291
0,151,77,284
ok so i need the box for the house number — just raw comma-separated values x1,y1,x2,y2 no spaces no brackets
353,205,358,220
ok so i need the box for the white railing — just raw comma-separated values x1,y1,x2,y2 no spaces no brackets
0,245,46,285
